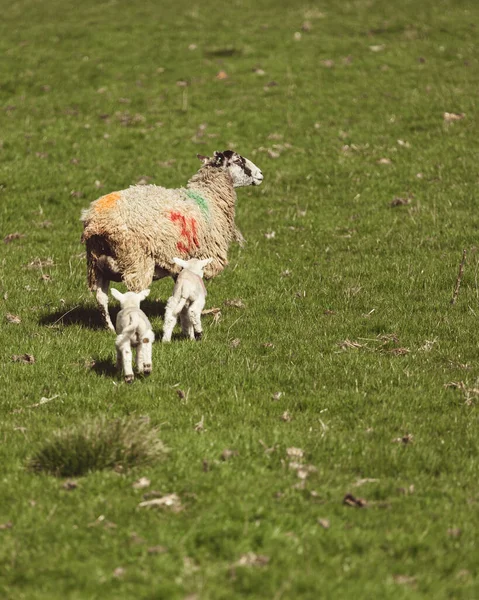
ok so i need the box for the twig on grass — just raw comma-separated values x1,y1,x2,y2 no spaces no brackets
451,249,467,305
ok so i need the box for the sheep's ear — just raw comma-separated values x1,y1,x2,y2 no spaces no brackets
213,151,225,166
197,154,210,165
111,288,123,302
172,257,187,269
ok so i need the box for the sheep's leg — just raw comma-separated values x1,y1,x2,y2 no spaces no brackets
116,335,134,383
139,330,154,374
96,274,115,332
136,342,144,374
189,297,206,341
162,298,178,342
180,306,194,339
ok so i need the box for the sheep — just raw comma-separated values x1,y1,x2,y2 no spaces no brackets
110,287,154,383
80,150,263,331
162,257,212,343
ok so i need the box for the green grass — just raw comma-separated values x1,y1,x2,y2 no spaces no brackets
1,0,479,597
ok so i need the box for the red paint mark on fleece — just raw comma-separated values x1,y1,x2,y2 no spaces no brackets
169,211,200,254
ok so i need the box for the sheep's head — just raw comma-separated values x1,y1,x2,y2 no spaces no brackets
197,150,263,188
172,257,213,277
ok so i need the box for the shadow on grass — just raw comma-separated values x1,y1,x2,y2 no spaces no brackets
39,300,166,330
91,358,118,378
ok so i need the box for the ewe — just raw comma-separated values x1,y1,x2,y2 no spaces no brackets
162,257,212,343
111,288,154,383
81,150,263,331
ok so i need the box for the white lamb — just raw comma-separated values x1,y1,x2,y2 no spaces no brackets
111,288,154,383
162,257,212,343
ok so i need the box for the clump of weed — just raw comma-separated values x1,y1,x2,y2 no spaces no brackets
28,416,167,477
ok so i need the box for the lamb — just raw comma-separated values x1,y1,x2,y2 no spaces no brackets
162,257,212,343
80,150,263,331
110,288,155,383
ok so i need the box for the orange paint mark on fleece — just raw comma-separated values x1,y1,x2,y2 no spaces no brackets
170,211,199,253
94,192,120,213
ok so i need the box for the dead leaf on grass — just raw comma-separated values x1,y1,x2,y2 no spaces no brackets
132,477,151,490
387,347,410,356
194,415,206,433
318,518,330,529
216,71,228,80
390,197,411,207
113,567,125,578
202,307,221,316
339,339,365,350
27,258,55,269
352,478,379,487
392,433,413,444
393,575,417,587
129,532,146,545
138,493,182,512
236,552,270,567
62,480,78,491
230,338,241,348
447,527,462,538
28,394,59,408
281,411,292,422
224,299,245,309
443,112,465,122
221,449,238,461
377,157,391,165
148,545,168,554
272,391,282,401
343,493,367,508
6,313,21,324
4,232,26,244
12,354,35,364
286,447,304,459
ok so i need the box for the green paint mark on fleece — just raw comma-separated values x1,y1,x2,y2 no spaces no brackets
186,190,209,217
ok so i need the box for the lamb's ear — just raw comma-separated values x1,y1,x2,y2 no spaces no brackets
197,154,210,165
172,257,188,269
111,288,123,302
200,258,213,267
138,289,150,301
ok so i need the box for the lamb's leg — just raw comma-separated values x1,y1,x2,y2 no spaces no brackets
180,306,194,339
162,297,178,342
139,330,154,374
96,275,115,332
189,297,206,341
116,334,134,383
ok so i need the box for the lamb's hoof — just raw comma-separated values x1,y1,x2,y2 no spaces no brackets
162,337,171,343
143,366,152,376
194,331,203,341
124,375,134,384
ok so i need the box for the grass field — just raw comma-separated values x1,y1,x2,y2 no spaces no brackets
1,0,478,597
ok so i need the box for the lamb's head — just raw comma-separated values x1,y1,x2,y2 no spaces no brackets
172,257,213,278
111,287,150,309
198,150,263,188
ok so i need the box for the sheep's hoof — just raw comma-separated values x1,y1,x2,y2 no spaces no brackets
194,331,203,341
124,375,134,384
